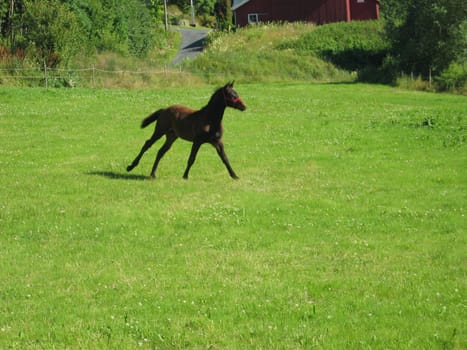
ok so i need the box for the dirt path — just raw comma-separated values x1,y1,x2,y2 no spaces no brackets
171,28,210,65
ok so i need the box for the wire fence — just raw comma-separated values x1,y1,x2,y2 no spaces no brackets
0,65,193,88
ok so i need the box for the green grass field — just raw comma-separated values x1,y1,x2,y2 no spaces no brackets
0,83,465,349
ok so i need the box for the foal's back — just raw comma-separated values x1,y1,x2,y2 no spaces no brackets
161,105,205,142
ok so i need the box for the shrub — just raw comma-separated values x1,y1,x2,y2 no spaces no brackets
22,0,86,67
435,62,467,93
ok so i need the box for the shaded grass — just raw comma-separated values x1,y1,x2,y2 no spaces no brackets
0,84,466,349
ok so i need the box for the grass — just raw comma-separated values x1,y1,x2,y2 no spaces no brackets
182,23,352,84
0,83,466,349
279,20,389,71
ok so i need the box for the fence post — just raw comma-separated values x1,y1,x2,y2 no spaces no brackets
428,67,432,88
44,62,48,89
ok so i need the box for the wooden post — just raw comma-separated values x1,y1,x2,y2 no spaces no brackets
428,67,432,88
345,0,351,22
92,65,95,87
44,62,48,89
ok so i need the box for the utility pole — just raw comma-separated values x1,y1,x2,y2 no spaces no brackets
164,0,169,31
8,0,15,44
190,0,195,27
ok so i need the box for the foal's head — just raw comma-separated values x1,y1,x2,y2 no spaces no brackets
222,82,246,111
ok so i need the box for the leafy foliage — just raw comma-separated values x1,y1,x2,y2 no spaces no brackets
21,0,85,66
379,0,409,22
386,0,467,78
214,0,232,30
435,62,467,92
0,0,165,66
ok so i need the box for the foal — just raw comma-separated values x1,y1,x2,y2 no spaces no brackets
126,82,246,179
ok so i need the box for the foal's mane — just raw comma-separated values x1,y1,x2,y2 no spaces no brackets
201,86,224,110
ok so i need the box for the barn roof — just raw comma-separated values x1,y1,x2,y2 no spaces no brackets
232,0,252,11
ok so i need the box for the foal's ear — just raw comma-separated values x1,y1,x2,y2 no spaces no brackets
227,81,234,87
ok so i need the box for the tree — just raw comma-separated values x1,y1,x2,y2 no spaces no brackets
62,0,159,56
215,0,232,30
379,0,409,23
0,2,9,38
0,0,25,46
22,0,85,66
196,0,216,16
389,0,467,78
0,0,168,67
126,0,155,56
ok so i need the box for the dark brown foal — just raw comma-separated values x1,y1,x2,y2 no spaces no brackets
127,82,246,179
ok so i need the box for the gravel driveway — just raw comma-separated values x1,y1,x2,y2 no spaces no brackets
171,28,210,65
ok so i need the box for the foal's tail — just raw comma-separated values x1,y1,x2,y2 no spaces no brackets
141,109,162,128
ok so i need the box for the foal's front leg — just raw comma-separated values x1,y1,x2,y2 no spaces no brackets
213,140,239,179
150,133,177,178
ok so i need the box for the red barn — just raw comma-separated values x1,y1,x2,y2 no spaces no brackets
232,0,380,27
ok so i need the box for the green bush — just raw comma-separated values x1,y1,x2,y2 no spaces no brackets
435,62,467,92
71,0,157,57
21,0,86,67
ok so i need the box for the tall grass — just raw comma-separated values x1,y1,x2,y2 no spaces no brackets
182,22,353,84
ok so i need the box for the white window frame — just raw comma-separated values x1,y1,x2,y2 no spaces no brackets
248,13,259,24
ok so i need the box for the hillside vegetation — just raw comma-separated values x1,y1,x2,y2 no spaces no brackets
1,0,465,91
184,17,466,92
182,22,354,84
280,20,391,81
183,20,393,85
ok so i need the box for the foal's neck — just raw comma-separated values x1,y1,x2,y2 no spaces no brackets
203,90,226,124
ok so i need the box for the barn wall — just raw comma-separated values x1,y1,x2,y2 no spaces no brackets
233,0,379,27
306,0,347,24
234,0,269,26
349,0,379,21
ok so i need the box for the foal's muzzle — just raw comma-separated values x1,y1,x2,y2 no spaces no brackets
232,97,246,111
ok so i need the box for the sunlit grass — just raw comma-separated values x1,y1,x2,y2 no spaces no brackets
0,83,465,349
183,23,352,84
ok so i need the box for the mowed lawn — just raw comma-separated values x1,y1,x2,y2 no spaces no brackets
0,83,465,349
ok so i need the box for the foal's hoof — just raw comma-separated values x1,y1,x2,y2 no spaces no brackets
126,165,133,172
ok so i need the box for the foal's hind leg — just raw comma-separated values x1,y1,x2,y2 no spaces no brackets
150,132,177,178
127,129,164,172
183,142,202,179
